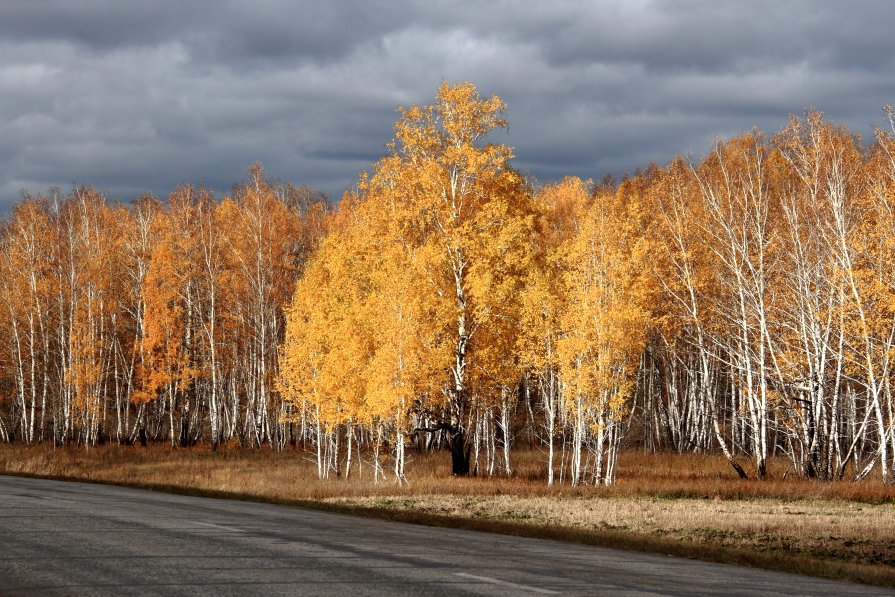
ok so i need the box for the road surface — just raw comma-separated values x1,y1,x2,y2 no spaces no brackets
0,475,888,596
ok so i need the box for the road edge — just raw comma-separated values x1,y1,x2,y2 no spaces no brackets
2,471,892,590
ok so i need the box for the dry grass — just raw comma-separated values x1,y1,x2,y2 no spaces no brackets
1,444,893,587
333,495,894,566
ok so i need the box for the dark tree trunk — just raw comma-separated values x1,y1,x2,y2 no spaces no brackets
179,415,190,447
728,457,749,479
450,425,470,476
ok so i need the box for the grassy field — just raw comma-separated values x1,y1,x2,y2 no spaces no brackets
1,444,893,588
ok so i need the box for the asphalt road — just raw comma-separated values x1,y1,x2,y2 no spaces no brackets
0,475,889,596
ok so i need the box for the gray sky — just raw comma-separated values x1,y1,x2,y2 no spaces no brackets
1,1,893,208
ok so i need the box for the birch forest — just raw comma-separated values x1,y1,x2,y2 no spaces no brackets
3,82,895,486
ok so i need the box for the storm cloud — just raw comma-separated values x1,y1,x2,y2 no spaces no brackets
1,0,893,208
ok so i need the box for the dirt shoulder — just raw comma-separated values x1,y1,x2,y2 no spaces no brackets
327,494,894,569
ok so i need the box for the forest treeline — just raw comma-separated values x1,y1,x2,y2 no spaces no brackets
3,82,895,486
0,170,328,451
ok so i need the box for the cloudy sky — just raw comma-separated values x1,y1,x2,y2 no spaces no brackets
1,1,893,209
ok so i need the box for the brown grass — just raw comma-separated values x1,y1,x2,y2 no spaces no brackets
1,444,893,588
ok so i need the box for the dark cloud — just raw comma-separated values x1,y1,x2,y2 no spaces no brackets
1,1,893,210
